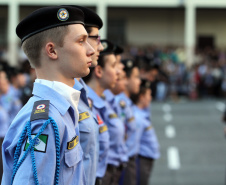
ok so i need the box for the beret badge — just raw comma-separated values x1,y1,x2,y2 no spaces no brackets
102,42,108,50
57,8,69,21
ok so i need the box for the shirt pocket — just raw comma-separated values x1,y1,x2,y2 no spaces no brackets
79,121,91,133
65,144,83,168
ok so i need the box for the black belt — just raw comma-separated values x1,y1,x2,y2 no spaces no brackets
138,154,154,161
129,155,137,161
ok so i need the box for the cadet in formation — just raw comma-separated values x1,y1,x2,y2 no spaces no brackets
101,44,128,185
83,40,118,185
1,5,95,185
131,79,160,185
115,59,141,185
71,6,104,185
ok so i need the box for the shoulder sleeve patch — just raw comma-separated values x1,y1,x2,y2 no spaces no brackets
145,125,153,131
30,100,50,122
119,100,126,108
99,125,108,133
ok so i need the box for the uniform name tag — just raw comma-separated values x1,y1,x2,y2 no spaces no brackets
99,125,108,133
145,125,153,131
109,113,117,119
24,134,48,153
67,136,79,150
79,112,90,122
30,100,50,122
128,117,135,123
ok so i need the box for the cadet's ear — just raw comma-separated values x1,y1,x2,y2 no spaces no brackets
94,65,103,78
45,42,58,60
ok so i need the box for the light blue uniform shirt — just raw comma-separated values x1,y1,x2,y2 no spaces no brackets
1,83,86,185
115,92,137,158
0,106,9,138
133,105,160,159
103,90,128,164
74,79,99,185
87,86,109,178
0,85,22,124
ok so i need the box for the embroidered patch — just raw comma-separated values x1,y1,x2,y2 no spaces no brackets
146,125,153,131
97,114,104,125
67,136,79,150
24,134,48,153
99,125,108,133
128,117,135,123
57,8,69,21
88,98,93,110
109,113,117,119
30,100,49,122
119,100,126,108
79,112,90,122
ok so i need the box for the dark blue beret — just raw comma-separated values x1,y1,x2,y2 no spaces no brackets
69,5,103,29
16,6,85,43
114,44,124,55
121,59,136,70
140,79,151,89
100,40,115,56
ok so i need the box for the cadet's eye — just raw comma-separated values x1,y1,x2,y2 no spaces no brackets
79,39,84,44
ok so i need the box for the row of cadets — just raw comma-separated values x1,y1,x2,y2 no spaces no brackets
101,44,128,184
83,40,118,185
0,64,22,181
115,59,141,185
131,79,160,185
72,6,104,185
2,5,95,185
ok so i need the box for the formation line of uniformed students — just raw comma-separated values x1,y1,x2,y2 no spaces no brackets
1,5,160,185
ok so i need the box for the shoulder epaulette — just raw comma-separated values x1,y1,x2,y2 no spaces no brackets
30,100,50,122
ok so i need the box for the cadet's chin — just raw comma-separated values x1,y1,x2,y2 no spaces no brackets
80,68,91,78
90,60,98,68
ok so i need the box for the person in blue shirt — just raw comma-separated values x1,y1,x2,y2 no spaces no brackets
1,6,95,185
72,6,104,185
131,79,160,185
115,59,141,185
101,45,128,185
83,40,118,185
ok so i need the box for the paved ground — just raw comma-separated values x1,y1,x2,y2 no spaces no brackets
149,99,226,185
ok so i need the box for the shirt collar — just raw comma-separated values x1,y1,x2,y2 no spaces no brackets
32,82,71,116
120,92,133,106
104,89,115,103
87,86,106,109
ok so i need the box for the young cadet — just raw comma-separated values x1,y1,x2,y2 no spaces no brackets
71,6,104,185
1,6,94,185
131,79,160,185
83,40,118,185
115,59,141,185
102,45,128,185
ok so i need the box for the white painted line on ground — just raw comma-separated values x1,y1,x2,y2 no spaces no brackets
167,147,181,170
216,102,225,112
165,125,176,138
162,104,172,112
163,113,173,122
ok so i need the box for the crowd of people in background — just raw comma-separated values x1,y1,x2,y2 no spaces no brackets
0,45,226,109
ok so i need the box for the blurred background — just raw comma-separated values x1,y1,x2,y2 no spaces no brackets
0,0,226,184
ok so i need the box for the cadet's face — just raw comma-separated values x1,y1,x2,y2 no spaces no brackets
127,67,141,94
111,70,127,95
0,71,9,94
146,69,158,82
87,27,104,67
57,24,94,78
142,89,152,108
101,54,118,89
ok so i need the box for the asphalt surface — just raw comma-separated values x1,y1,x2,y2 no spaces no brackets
149,99,226,185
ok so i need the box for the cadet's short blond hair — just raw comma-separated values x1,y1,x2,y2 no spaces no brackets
22,25,69,68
